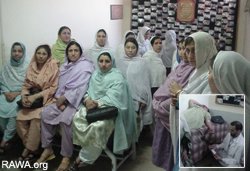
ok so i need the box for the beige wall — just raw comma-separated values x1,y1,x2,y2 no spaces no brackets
122,0,131,35
0,0,123,64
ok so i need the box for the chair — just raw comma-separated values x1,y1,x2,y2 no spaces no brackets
102,137,136,171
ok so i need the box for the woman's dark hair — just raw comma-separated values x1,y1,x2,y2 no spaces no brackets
185,37,194,47
97,29,107,36
98,52,112,61
125,31,135,39
35,44,51,57
150,36,161,46
66,41,83,56
124,37,139,53
58,26,71,35
178,39,185,44
12,42,22,49
231,121,243,131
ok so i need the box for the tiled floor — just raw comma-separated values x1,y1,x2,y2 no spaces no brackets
0,127,164,171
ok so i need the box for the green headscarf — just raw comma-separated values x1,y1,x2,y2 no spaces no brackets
52,38,67,65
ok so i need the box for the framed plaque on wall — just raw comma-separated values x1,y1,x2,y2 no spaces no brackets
176,0,196,22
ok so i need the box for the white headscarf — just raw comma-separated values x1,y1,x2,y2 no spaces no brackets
137,26,151,56
86,29,112,68
213,51,250,106
116,47,153,127
142,36,166,87
184,31,217,94
115,30,136,59
161,30,177,67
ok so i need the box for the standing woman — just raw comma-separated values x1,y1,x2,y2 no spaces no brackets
86,29,112,68
16,44,59,161
161,30,177,76
70,51,137,169
116,37,152,131
170,31,217,95
37,41,94,171
137,26,151,56
142,36,166,97
52,26,72,65
152,38,195,171
0,42,29,154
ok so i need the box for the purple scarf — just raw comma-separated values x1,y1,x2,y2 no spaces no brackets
55,55,94,108
152,60,195,129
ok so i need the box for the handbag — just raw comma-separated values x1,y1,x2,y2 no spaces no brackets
86,106,118,124
16,87,44,109
211,115,225,124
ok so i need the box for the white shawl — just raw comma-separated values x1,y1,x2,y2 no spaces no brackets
142,49,166,87
116,55,153,127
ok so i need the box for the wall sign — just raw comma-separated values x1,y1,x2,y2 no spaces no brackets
110,5,123,20
176,0,196,22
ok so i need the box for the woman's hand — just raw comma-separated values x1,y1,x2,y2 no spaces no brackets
139,102,146,110
213,154,221,160
27,94,39,105
208,144,217,150
170,81,182,97
21,95,31,107
4,92,20,102
171,96,178,106
56,96,67,111
85,99,98,110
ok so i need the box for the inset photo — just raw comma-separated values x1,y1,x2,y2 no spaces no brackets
179,94,245,168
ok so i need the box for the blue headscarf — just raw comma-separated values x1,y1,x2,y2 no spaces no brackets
0,42,29,92
87,50,137,153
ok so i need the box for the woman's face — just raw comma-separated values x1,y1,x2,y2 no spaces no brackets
178,42,188,62
208,68,220,94
12,45,23,61
185,42,196,67
96,31,106,47
152,38,162,53
67,44,81,62
98,54,112,73
125,42,137,58
59,28,71,44
144,30,151,40
35,48,49,65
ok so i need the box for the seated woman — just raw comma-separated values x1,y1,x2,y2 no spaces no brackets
116,37,152,132
16,44,59,161
52,26,72,65
142,36,166,96
152,38,195,171
0,42,29,154
36,41,94,171
207,50,250,170
69,51,137,170
85,29,113,68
